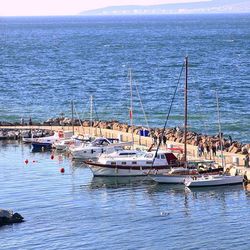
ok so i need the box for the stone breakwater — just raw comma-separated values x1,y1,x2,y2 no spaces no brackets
0,117,249,155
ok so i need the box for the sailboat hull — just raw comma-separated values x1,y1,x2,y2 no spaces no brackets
150,175,191,184
185,175,243,187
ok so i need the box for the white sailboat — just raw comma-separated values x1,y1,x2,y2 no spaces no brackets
150,57,225,184
184,91,243,187
150,56,200,184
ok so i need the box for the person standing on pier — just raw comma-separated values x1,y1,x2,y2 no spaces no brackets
198,143,203,157
205,142,210,159
200,143,204,156
212,143,217,158
194,135,198,146
245,154,249,168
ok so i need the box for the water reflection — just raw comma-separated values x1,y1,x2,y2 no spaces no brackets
147,183,186,194
187,184,243,195
71,159,86,167
88,176,152,189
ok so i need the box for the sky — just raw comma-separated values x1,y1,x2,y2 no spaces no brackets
0,0,210,16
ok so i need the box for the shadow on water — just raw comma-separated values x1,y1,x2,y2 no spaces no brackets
147,183,187,194
88,176,153,189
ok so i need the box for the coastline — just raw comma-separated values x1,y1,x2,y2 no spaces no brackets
1,116,249,151
1,117,249,168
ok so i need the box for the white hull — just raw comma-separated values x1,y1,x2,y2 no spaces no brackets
22,137,35,143
185,175,243,187
86,164,169,177
150,175,190,184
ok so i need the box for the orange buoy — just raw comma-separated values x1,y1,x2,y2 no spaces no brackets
50,155,54,160
24,159,29,164
60,167,65,173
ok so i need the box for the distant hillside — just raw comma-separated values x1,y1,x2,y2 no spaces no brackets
80,0,250,15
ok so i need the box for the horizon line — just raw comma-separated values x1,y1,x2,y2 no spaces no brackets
1,12,250,17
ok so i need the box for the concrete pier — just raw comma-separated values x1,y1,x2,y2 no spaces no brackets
1,124,248,168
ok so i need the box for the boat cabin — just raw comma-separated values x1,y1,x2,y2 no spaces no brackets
100,151,178,167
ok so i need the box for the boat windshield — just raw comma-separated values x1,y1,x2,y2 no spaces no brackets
92,138,110,146
144,152,154,158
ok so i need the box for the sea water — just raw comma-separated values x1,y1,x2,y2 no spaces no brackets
0,141,250,249
0,15,249,142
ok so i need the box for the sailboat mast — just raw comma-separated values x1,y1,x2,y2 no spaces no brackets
216,91,224,167
71,100,74,135
184,56,188,163
90,95,93,128
129,69,134,143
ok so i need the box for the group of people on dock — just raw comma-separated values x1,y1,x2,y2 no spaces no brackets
152,132,167,146
21,117,33,126
149,128,250,167
197,141,222,159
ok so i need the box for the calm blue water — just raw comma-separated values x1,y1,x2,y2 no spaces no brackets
1,141,250,249
0,15,249,142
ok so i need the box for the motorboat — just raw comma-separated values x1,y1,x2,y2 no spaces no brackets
84,150,182,177
31,130,72,151
184,174,243,187
22,130,44,143
52,134,91,151
70,137,133,160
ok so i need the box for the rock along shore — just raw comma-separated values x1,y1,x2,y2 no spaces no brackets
0,117,249,155
0,209,24,227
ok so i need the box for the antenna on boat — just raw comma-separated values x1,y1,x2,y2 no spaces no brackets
215,90,224,168
184,56,188,164
71,100,74,135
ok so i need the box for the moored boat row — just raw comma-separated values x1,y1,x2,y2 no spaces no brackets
18,56,246,188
